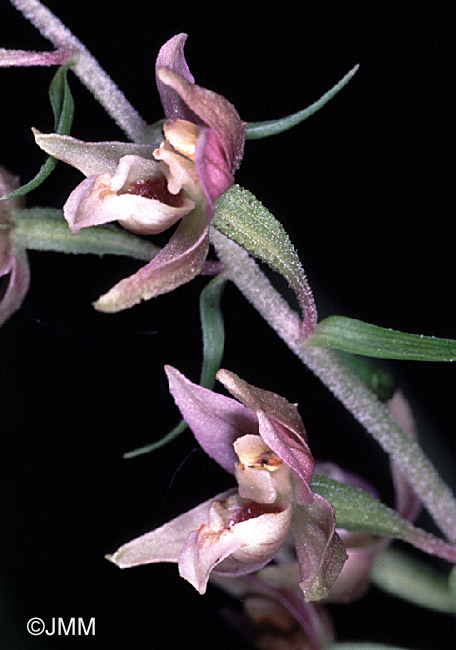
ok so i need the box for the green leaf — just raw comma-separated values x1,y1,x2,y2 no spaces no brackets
311,474,456,563
213,184,316,337
245,64,359,140
122,419,188,459
335,351,396,402
123,275,227,459
311,474,409,537
326,641,414,650
371,548,455,614
307,315,456,361
11,208,159,260
2,58,75,201
199,274,227,388
449,565,456,613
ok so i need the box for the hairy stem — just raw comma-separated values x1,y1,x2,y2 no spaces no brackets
9,0,148,142
211,227,456,543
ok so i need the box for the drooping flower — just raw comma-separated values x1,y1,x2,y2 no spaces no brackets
34,34,246,312
107,367,347,601
0,166,30,326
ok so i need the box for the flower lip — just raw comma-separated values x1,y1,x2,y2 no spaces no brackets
125,176,184,207
226,501,283,528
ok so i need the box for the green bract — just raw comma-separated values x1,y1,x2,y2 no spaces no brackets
123,274,227,458
213,184,316,336
245,64,359,140
308,315,456,361
3,58,76,200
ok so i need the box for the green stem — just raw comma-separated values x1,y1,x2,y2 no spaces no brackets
211,227,456,544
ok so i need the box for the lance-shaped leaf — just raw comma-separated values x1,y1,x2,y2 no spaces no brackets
371,548,455,614
213,184,317,338
335,351,396,402
123,275,227,459
3,59,75,201
246,64,359,140
165,365,258,474
11,207,159,259
292,494,347,602
311,474,456,563
307,315,456,361
449,565,456,613
217,369,315,505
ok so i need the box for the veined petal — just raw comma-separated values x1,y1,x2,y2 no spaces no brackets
155,34,195,121
0,248,30,327
106,489,235,568
0,47,74,67
217,369,315,504
33,130,155,177
156,67,245,173
165,365,258,474
93,207,209,312
292,495,347,602
195,127,234,215
179,495,293,594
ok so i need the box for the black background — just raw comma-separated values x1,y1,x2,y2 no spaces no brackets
1,1,456,648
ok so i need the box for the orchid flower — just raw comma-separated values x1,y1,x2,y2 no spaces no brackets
33,34,245,312
107,367,347,601
208,393,421,649
0,166,30,326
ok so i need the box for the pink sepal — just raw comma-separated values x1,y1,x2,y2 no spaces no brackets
292,495,347,602
0,48,74,67
93,208,209,312
155,34,195,121
217,369,315,504
165,365,258,474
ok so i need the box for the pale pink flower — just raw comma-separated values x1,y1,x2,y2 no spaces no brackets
107,368,347,601
35,34,245,312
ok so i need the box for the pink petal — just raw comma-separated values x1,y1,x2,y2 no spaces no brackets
165,366,258,474
179,496,293,594
292,495,347,602
195,127,234,215
93,208,209,312
34,130,155,177
156,67,245,173
0,48,73,67
216,370,315,504
0,248,30,327
155,34,195,121
106,489,235,569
